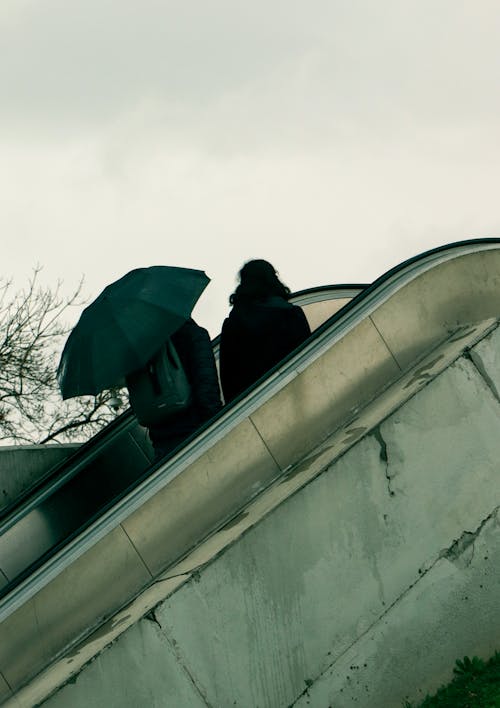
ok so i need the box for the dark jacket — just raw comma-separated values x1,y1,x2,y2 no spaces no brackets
219,296,311,403
148,318,222,456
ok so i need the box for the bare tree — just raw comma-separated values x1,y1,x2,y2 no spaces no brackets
0,269,125,445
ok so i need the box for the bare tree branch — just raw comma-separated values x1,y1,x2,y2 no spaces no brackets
0,269,127,445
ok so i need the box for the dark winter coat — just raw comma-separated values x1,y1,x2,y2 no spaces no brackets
148,318,222,458
219,296,311,403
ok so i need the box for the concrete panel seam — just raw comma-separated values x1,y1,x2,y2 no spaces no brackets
119,525,155,581
464,349,500,405
320,330,482,465
288,504,499,707
368,316,404,372
347,324,499,463
161,568,196,582
248,416,283,470
0,668,12,694
140,615,214,708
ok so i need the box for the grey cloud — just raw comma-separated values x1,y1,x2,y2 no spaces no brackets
0,0,311,126
1,0,499,147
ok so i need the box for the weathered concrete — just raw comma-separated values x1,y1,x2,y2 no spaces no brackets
37,326,500,708
294,509,499,707
0,445,79,513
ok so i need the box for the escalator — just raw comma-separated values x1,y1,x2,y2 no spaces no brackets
1,239,500,706
0,409,153,608
0,279,364,623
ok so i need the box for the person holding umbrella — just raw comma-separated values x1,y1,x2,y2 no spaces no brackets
58,266,222,460
144,316,222,459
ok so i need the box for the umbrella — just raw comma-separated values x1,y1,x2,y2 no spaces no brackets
57,266,210,400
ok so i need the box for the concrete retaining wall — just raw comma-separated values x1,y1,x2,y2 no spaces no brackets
40,327,500,708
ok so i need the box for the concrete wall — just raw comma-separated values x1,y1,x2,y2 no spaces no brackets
0,445,79,514
40,328,500,708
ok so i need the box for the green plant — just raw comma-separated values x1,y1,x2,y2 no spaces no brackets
405,651,500,707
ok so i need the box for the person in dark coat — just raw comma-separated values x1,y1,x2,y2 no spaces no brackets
219,260,311,404
148,318,222,459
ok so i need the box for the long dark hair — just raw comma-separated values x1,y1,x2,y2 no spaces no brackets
229,259,291,305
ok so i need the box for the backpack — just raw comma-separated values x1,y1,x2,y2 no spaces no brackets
126,339,192,427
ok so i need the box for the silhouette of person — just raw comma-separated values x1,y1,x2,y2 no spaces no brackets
219,260,311,403
147,318,222,459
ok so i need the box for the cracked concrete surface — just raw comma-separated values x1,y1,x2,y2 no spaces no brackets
39,332,500,708
143,610,162,630
293,504,500,708
440,506,499,569
371,427,396,497
289,502,498,707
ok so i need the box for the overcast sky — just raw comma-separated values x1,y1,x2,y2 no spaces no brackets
1,1,499,335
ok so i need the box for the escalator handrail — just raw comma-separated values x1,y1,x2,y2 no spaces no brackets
1,237,499,623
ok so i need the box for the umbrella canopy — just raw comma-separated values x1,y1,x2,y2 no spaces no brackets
57,266,210,399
